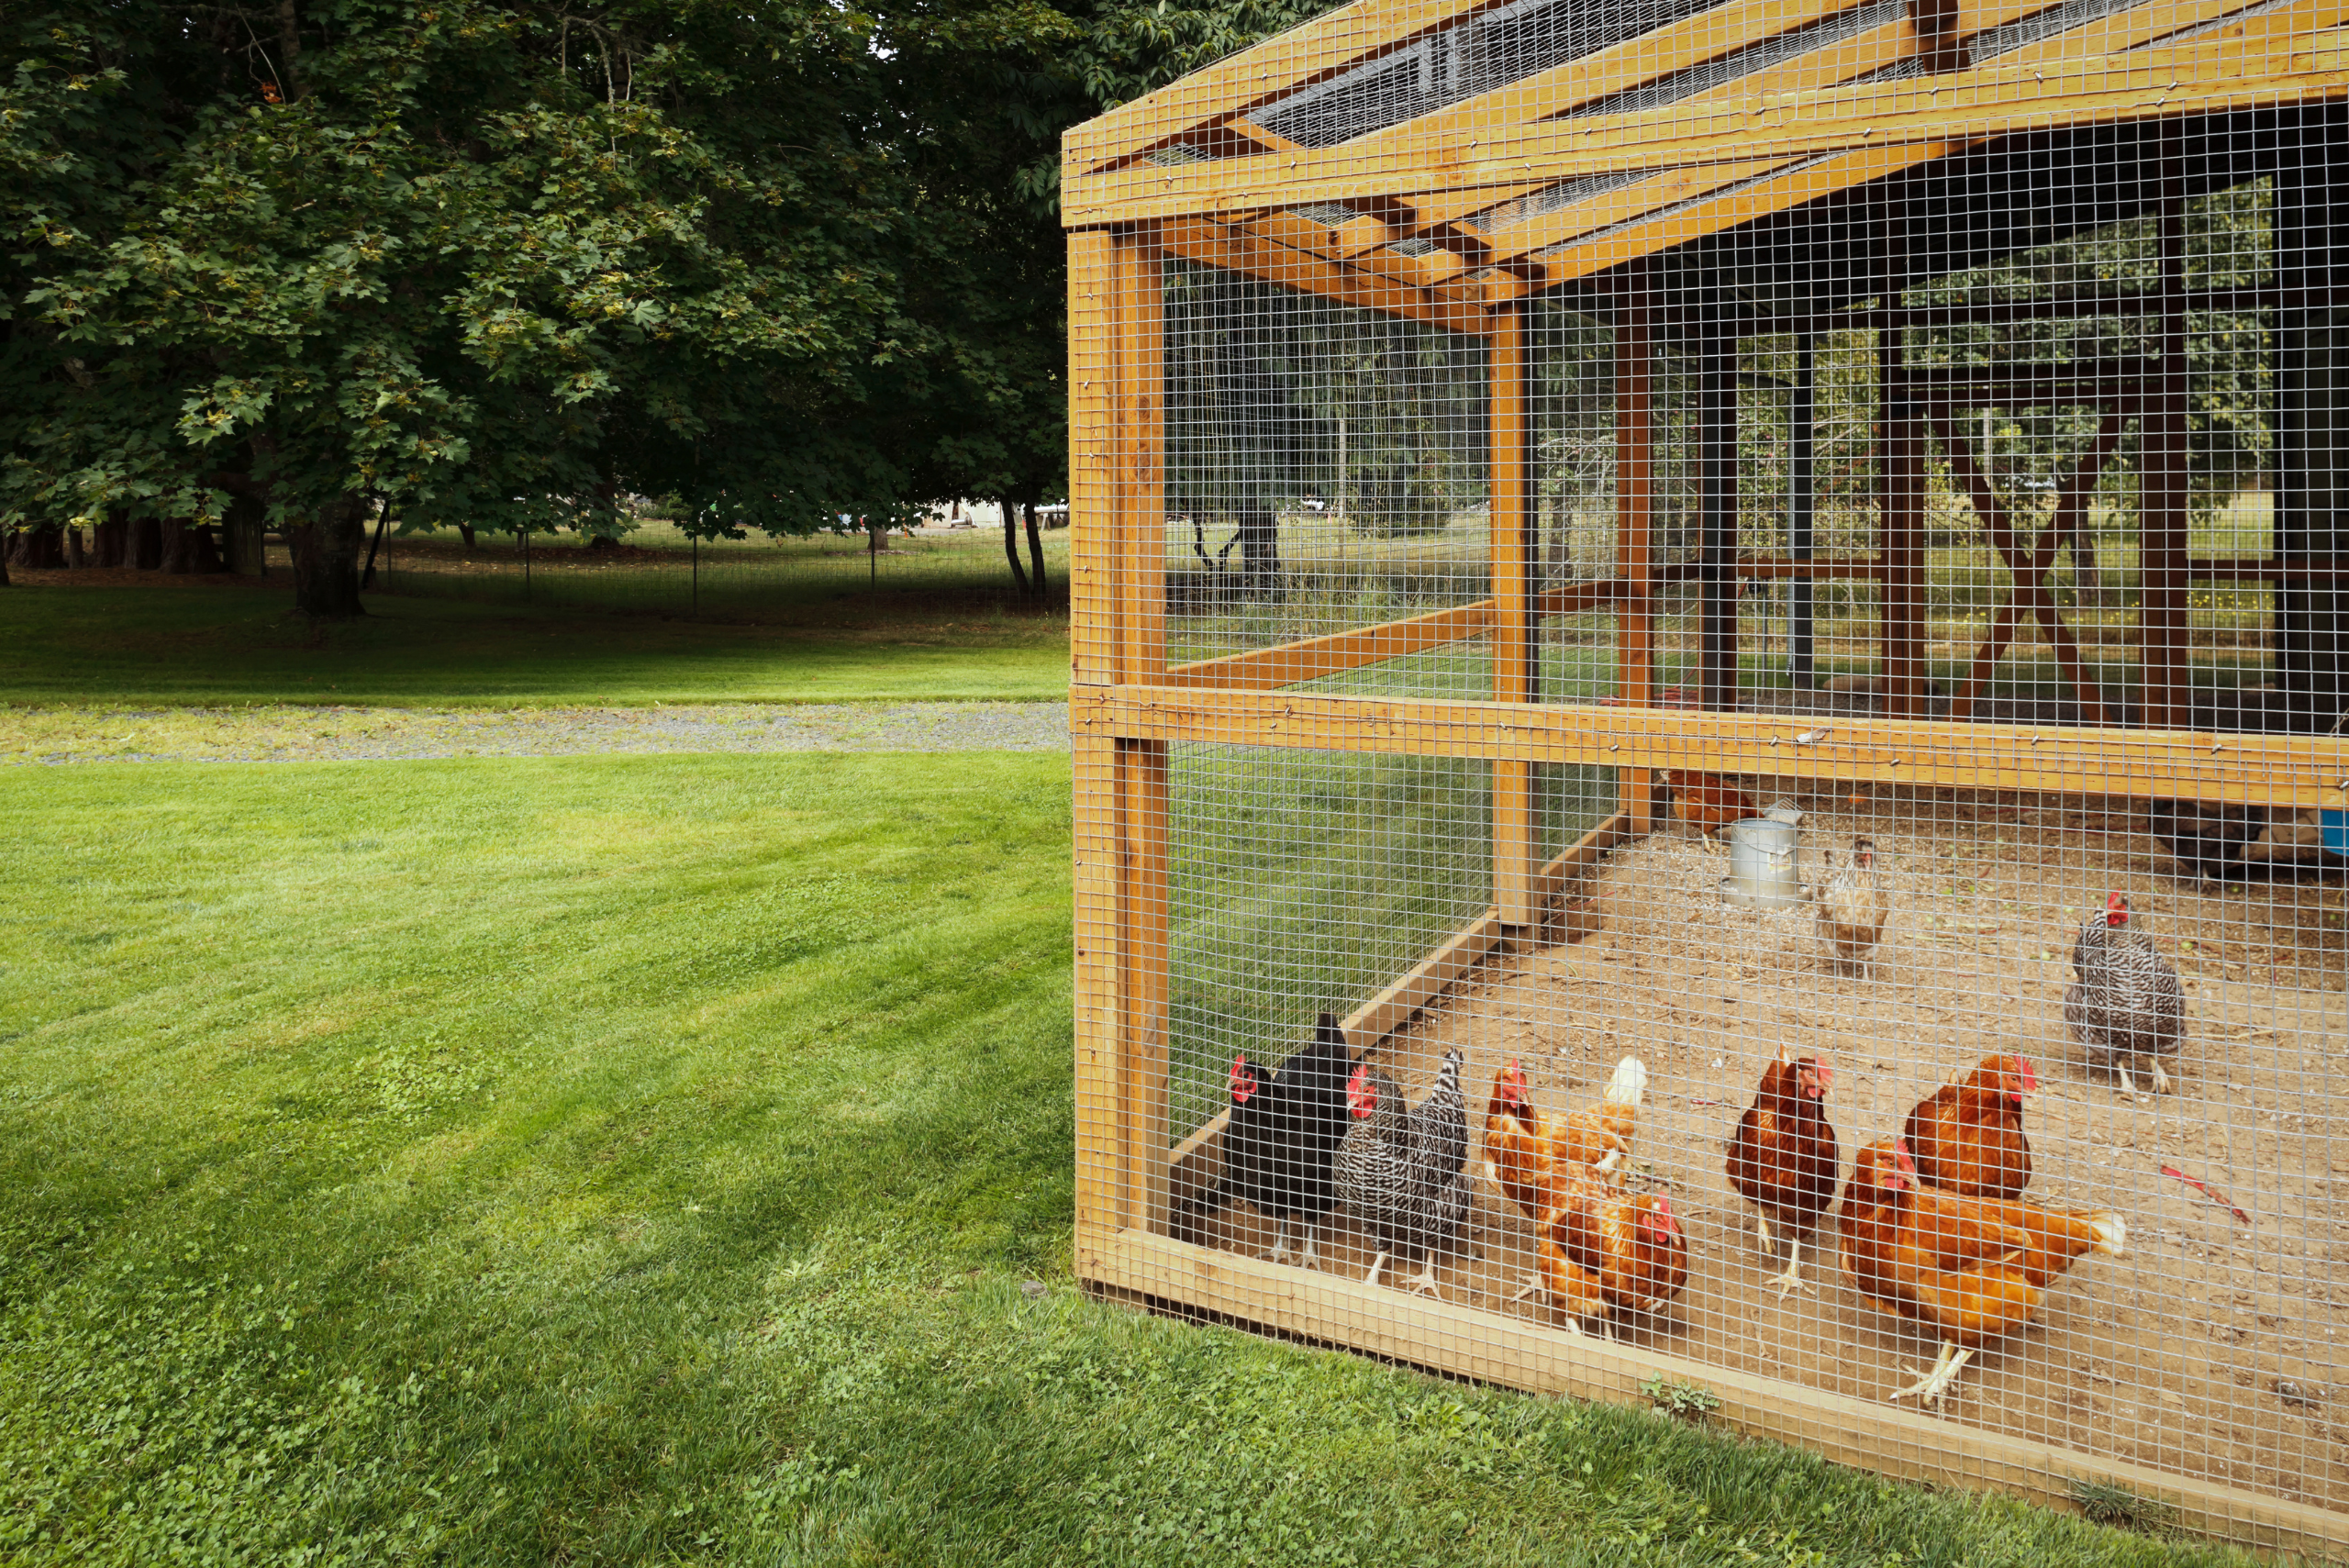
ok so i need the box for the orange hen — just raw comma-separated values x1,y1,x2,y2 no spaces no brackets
1482,1055,1646,1221
1534,1173,1688,1336
1902,1053,2036,1199
1841,1139,2122,1406
1664,771,1758,839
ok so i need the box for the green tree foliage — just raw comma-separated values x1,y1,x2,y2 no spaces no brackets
0,0,1103,611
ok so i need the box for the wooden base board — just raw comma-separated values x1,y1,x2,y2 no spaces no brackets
1077,1221,2349,1562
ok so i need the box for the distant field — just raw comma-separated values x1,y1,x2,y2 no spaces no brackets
0,578,1069,706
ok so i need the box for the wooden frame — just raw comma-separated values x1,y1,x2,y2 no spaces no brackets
1066,0,2349,1550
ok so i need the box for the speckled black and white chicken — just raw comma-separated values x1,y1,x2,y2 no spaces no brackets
1335,1047,1469,1296
2065,892,2186,1095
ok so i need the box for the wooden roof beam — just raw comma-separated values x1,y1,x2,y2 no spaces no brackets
1158,216,1493,333
1065,38,2344,228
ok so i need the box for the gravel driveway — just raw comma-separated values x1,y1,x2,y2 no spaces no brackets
3,702,1072,763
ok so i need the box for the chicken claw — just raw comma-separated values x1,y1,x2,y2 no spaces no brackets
1754,1211,1775,1254
2149,1059,2171,1094
1260,1216,1294,1265
1406,1257,1446,1298
1889,1342,1974,1407
1362,1251,1390,1289
1297,1223,1322,1272
1767,1240,1810,1298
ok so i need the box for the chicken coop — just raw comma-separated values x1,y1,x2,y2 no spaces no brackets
1066,0,2349,1551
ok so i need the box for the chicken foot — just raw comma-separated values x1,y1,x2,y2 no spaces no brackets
1260,1216,1295,1266
1889,1341,1975,1407
1766,1238,1810,1298
1405,1255,1447,1299
2148,1057,2171,1094
1362,1251,1390,1289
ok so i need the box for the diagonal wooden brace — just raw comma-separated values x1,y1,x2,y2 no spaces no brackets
1937,414,2122,725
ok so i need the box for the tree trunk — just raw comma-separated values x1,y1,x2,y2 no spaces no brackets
1000,499,1030,594
455,519,476,550
94,517,128,566
0,536,10,586
67,528,86,568
190,525,226,573
160,518,195,573
7,526,66,569
129,516,163,570
286,493,369,617
223,497,266,575
1023,498,1048,598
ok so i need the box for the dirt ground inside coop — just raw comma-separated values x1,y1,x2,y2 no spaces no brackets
1171,785,2349,1511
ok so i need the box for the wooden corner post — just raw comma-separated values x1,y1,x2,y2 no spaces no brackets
1072,223,1172,1247
1491,302,1539,925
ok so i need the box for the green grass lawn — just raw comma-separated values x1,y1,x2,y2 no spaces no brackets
0,580,1069,706
0,753,2242,1565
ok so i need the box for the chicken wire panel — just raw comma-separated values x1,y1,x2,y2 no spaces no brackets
1159,728,2346,1519
1163,260,1496,696
1163,741,1616,1148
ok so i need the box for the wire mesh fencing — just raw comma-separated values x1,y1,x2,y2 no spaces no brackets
364,517,1070,617
1069,2,2349,1551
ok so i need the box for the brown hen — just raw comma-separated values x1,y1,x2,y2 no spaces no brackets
1725,1047,1840,1296
1902,1052,2035,1199
1841,1139,2122,1406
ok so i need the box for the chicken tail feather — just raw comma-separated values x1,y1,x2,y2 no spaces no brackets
1604,1056,1648,1110
2085,1211,2126,1257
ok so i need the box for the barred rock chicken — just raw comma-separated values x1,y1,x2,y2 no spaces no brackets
1482,1055,1646,1219
1902,1052,2034,1199
1726,1047,1840,1296
1534,1173,1688,1337
1663,771,1758,840
1179,1012,1353,1267
1337,1048,1471,1296
2065,892,2187,1095
1808,837,1891,977
1841,1139,2123,1407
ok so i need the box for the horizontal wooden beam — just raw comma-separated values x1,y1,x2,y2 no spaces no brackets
1475,157,1800,266
1164,600,1497,690
1072,684,2349,808
1066,45,2343,228
1159,217,1491,333
1077,1222,2348,1562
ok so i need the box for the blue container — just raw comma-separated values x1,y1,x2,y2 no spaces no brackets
2324,810,2349,858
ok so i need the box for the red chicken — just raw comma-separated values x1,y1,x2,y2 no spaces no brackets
1663,771,1758,840
1841,1139,2123,1407
1482,1055,1645,1220
1902,1052,2035,1199
1726,1047,1840,1296
1533,1172,1688,1338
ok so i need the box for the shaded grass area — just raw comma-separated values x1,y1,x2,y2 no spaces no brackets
0,580,1069,706
0,753,2245,1564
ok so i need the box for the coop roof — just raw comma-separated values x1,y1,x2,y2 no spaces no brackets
1062,0,2348,322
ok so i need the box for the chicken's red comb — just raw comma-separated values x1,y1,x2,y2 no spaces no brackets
2013,1055,2039,1094
1889,1139,1920,1185
2106,891,2131,924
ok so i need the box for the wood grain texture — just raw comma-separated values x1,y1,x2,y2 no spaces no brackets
1075,1223,2349,1560
1072,685,2349,808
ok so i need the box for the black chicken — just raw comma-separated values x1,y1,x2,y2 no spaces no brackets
1180,1013,1353,1267
1335,1046,1470,1296
2065,892,2187,1095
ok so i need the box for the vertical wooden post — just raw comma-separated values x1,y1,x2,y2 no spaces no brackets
1070,226,1171,1242
1614,266,1659,831
1115,736,1172,1236
1698,293,1741,711
1878,219,1929,717
1492,303,1539,924
1113,229,1168,687
2276,104,2349,727
2143,144,2193,731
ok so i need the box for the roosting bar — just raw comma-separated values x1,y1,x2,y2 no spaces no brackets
1068,1,2349,1552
